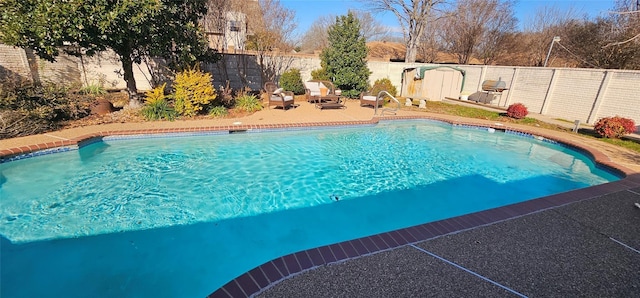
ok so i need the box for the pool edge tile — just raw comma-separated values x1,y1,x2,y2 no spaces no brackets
247,267,269,288
234,273,259,297
306,248,325,266
294,251,314,271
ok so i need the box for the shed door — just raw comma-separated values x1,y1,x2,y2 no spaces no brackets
423,68,462,100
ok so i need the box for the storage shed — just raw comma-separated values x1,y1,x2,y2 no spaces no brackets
400,66,466,101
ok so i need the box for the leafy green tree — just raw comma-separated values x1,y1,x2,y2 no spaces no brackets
320,12,370,98
0,0,218,106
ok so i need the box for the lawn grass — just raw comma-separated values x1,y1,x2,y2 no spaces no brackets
422,101,502,120
400,101,640,154
599,138,640,153
577,128,640,153
402,101,564,131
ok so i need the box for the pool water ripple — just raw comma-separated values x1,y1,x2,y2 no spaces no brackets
0,120,622,297
1,121,617,244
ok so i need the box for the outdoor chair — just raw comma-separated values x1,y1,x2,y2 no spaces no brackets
359,90,385,108
264,82,294,110
304,80,341,103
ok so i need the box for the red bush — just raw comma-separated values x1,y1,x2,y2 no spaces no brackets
594,116,637,138
506,103,528,119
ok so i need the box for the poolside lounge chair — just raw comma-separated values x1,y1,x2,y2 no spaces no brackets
264,82,295,110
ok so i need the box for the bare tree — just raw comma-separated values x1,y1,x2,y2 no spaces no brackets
249,0,298,83
488,32,532,66
548,0,639,70
417,14,442,63
353,10,393,41
438,0,516,65
560,18,637,69
522,5,579,66
300,10,392,53
475,1,518,64
604,0,640,47
256,0,297,51
362,0,448,63
299,16,333,53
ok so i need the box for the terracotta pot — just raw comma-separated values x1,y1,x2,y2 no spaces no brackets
90,98,115,115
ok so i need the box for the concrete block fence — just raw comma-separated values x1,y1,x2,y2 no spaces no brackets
1,44,638,125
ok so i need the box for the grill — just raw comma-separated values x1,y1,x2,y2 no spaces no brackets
481,79,507,92
479,78,507,105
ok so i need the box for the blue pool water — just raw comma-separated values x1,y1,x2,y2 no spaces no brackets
0,120,619,297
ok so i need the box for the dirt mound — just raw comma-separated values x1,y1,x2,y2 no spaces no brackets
366,41,484,64
367,41,406,61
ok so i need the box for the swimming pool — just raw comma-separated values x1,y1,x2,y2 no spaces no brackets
0,120,619,297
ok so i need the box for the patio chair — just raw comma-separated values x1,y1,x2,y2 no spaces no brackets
359,90,385,108
264,82,294,110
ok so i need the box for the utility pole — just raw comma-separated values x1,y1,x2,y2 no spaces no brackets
544,36,561,67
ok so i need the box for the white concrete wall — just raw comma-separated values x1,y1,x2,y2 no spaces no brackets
1,46,638,125
594,71,640,123
506,68,554,113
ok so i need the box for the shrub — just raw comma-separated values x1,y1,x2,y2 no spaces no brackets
594,116,636,138
80,84,107,95
506,103,528,119
141,83,176,121
0,82,91,121
208,106,228,117
311,68,330,81
215,83,235,108
370,78,398,97
279,68,305,95
0,80,92,138
234,94,263,113
173,66,217,117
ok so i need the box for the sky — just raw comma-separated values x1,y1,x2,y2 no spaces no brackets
280,0,617,38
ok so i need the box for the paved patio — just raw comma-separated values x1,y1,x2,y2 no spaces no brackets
255,185,640,297
2,99,639,297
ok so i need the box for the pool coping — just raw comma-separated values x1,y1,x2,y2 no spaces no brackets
1,115,638,298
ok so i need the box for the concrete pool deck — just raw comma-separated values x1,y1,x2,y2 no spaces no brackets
256,186,640,297
1,99,639,297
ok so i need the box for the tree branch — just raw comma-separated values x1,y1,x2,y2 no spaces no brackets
603,32,640,48
607,10,640,15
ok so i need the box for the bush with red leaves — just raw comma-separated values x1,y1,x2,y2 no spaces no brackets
506,103,528,119
594,116,637,138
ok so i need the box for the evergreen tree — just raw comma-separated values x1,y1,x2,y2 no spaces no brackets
320,12,371,98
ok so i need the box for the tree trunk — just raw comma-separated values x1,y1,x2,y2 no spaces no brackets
118,48,142,108
24,49,42,86
405,41,419,63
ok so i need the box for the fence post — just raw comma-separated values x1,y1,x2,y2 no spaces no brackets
540,68,559,115
478,65,488,91
503,67,519,107
586,70,611,124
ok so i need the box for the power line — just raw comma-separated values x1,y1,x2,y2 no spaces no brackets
554,41,599,68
